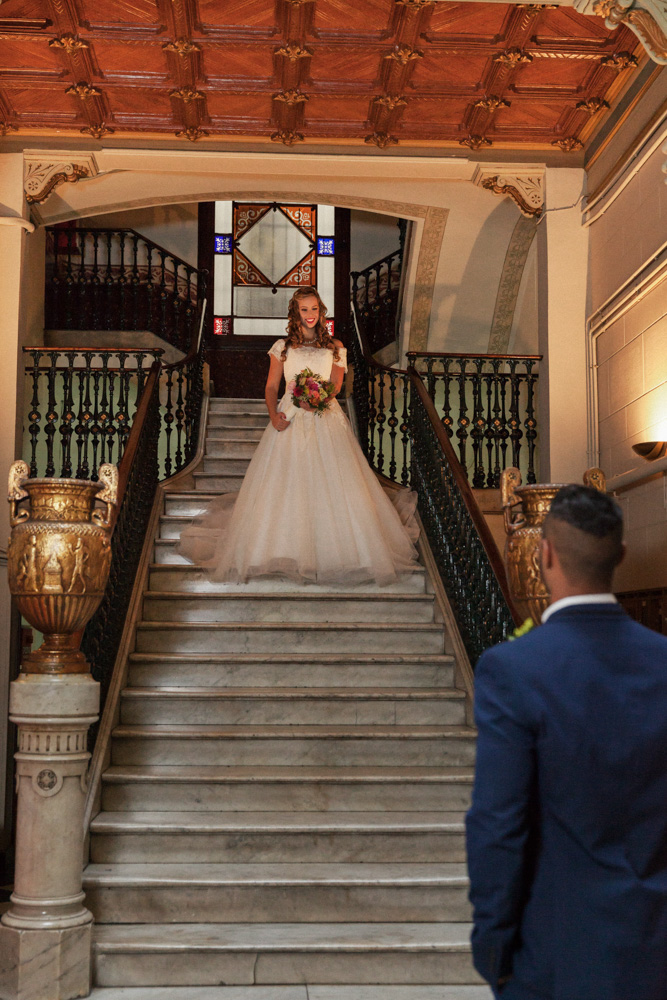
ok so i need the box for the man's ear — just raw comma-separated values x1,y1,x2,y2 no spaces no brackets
540,535,554,571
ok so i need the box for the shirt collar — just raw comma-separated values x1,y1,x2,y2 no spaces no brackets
541,593,618,625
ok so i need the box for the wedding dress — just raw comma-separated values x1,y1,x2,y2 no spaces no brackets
176,340,420,586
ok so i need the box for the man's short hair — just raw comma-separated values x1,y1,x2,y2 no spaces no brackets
543,485,624,587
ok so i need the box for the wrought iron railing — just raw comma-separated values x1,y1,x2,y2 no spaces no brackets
23,299,207,482
408,369,519,659
45,227,206,354
81,362,161,728
351,247,403,356
24,348,163,481
350,305,520,661
408,351,540,488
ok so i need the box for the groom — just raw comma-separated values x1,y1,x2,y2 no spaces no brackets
466,484,667,1000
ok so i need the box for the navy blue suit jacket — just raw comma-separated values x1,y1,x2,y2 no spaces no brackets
466,604,667,1000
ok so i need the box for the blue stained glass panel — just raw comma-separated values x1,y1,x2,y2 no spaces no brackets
215,234,233,254
317,237,335,256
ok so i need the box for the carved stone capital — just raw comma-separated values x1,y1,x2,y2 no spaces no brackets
23,151,99,205
473,165,545,217
573,0,667,64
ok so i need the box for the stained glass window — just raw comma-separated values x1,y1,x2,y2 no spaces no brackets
213,201,335,339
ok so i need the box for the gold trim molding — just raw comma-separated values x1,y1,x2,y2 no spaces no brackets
23,151,99,205
472,164,545,217
573,0,667,64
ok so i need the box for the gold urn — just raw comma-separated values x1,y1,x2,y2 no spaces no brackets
7,461,117,674
500,467,606,624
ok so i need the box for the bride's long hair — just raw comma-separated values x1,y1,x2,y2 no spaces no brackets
281,286,340,363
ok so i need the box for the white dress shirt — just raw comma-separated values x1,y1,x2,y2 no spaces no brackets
541,593,618,624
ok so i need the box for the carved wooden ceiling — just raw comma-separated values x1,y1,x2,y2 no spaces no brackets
0,0,642,151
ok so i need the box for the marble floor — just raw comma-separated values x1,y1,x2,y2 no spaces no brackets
88,988,494,999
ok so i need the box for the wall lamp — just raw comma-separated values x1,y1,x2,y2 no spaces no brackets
632,441,667,461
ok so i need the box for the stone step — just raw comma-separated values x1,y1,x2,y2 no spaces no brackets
148,562,428,594
141,592,436,625
119,687,466,727
126,653,455,689
164,492,223,517
89,988,491,999
205,423,265,439
83,861,471,924
207,412,268,429
209,397,266,413
194,472,246,492
134,622,445,656
101,765,474,813
153,539,192,565
202,456,252,475
110,725,477,767
92,923,485,989
90,810,466,863
205,438,261,458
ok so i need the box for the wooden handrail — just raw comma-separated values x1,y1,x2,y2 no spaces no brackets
409,350,542,361
408,365,522,626
350,247,402,278
112,361,161,529
49,226,201,279
162,297,207,372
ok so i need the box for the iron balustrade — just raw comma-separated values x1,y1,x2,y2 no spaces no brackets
351,247,403,356
350,302,520,662
407,352,540,488
45,227,206,354
81,362,161,732
24,348,163,481
408,368,520,661
23,301,208,483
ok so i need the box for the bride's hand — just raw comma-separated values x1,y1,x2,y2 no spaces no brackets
298,400,318,411
271,412,290,431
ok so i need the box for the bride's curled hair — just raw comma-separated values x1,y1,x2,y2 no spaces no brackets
282,286,340,363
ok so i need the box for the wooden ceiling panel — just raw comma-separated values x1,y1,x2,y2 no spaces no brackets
312,0,394,36
106,86,174,118
401,97,475,126
0,1,644,152
426,2,510,41
308,47,381,86
206,92,271,121
196,0,278,31
0,0,51,19
202,44,275,83
415,50,492,91
0,39,64,75
93,41,168,80
78,0,163,27
510,57,596,92
305,95,371,123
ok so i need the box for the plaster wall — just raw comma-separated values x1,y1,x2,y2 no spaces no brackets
350,210,402,272
509,239,539,355
588,140,667,592
82,202,200,267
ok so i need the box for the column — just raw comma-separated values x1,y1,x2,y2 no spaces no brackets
537,167,592,483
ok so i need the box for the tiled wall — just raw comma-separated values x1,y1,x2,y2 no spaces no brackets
590,142,667,592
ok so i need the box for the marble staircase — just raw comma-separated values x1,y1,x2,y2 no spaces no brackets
84,397,482,990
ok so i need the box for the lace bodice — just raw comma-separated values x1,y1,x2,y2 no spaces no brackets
268,339,347,384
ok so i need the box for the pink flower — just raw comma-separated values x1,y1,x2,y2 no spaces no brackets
286,380,296,394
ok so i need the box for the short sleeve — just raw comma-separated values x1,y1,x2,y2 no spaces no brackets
333,346,348,372
268,339,286,361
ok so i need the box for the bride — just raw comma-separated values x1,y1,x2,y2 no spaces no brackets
176,286,419,586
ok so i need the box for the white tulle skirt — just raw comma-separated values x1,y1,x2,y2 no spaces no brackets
176,397,420,587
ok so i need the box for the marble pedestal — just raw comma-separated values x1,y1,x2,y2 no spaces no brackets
0,672,99,1000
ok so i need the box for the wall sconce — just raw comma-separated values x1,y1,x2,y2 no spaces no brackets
632,441,667,461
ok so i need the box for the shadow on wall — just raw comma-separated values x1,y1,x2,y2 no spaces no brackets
437,199,527,355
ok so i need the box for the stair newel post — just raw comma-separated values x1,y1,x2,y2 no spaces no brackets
0,462,117,1000
525,361,538,484
508,360,523,476
470,359,486,489
164,367,174,479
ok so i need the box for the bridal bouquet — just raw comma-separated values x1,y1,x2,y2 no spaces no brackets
287,368,335,416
